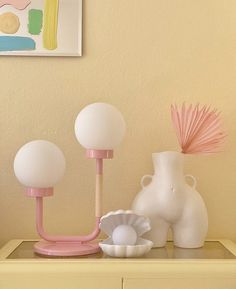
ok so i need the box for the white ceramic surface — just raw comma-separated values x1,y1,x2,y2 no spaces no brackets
100,210,151,236
99,210,153,257
99,238,153,258
132,151,208,249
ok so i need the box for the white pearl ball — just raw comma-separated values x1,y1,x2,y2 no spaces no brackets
112,225,137,246
14,140,66,188
75,103,126,150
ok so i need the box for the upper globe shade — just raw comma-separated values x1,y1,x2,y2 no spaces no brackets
14,140,66,188
74,103,126,150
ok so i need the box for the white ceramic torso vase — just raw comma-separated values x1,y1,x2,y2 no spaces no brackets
132,151,208,248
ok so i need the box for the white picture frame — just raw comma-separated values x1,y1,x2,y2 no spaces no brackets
0,0,82,57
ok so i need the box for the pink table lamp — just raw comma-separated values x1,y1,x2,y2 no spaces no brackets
14,103,126,256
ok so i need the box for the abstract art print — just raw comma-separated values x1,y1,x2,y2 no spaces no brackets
0,0,82,56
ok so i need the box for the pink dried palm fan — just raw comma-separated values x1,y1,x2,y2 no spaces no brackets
171,104,226,154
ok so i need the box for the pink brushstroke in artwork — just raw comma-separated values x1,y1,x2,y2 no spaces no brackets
171,104,226,154
0,0,31,10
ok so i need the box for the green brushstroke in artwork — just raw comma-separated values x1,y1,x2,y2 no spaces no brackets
28,9,43,35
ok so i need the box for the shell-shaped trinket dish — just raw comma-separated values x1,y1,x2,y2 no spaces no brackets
99,210,153,258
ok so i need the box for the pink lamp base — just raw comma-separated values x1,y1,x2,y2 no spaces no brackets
34,240,101,257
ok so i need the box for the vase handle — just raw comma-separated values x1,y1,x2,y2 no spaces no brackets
141,175,153,188
185,174,197,189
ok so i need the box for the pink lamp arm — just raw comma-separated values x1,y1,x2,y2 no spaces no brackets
96,158,103,218
32,152,109,244
35,157,104,243
87,150,112,218
36,197,100,243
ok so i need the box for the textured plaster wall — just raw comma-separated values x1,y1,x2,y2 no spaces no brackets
0,0,236,246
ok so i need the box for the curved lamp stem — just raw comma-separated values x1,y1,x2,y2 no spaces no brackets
35,157,104,243
36,198,100,243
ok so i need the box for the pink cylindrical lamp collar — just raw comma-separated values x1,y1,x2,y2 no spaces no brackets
26,187,54,197
86,149,113,159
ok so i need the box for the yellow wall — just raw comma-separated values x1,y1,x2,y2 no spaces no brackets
0,0,236,246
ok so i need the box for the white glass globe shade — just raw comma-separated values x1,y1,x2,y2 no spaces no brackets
14,140,66,188
112,225,137,246
74,103,126,150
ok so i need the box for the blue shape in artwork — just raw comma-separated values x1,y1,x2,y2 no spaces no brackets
0,36,35,51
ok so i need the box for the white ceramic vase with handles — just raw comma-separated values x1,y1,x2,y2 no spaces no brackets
131,151,208,248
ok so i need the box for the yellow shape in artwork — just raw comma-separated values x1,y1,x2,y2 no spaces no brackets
0,12,20,34
43,0,59,50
